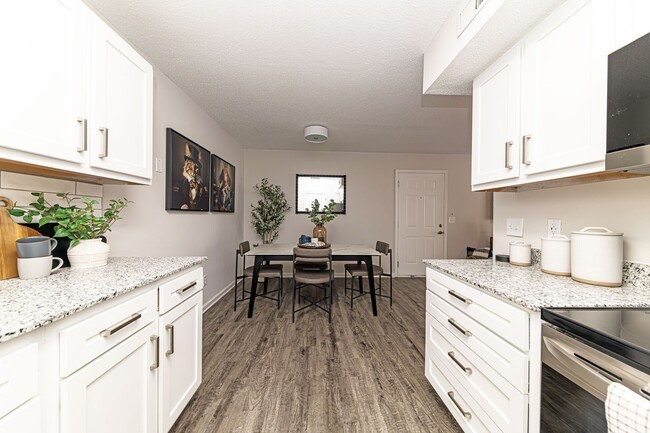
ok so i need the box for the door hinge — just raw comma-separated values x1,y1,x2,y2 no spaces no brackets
397,180,400,187
397,261,400,267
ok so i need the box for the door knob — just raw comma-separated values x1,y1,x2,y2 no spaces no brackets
437,231,444,235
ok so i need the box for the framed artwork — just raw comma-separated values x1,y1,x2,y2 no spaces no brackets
165,128,211,211
295,174,346,214
211,155,235,212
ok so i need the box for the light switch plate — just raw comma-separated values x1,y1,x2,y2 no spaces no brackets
506,218,524,237
548,219,562,236
155,158,163,173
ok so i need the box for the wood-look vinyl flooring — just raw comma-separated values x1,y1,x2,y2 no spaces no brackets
170,277,462,433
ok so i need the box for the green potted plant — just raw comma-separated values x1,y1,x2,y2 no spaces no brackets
250,178,291,244
9,192,131,269
306,199,338,243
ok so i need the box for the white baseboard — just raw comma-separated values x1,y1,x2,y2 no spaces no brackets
203,279,235,313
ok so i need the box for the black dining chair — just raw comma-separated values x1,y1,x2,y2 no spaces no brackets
344,241,393,309
292,247,334,323
233,241,284,311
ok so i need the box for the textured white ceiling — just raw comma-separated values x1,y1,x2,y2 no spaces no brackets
84,0,471,154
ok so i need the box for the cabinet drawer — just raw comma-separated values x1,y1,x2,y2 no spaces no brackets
60,289,157,377
0,343,38,418
425,343,501,433
0,397,42,433
427,268,530,351
426,290,529,393
159,267,203,314
426,311,528,432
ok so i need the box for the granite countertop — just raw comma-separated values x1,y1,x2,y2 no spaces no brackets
0,256,207,343
424,259,650,312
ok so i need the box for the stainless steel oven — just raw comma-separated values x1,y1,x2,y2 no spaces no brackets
541,309,650,433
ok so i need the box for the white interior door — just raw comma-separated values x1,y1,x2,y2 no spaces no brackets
397,172,446,277
0,0,90,163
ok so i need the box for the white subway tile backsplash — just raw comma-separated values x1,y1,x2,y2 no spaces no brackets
76,182,103,198
0,172,75,194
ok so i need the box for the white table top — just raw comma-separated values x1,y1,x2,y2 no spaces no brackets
245,243,380,256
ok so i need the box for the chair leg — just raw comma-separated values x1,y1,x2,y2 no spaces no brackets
350,276,354,310
277,276,282,310
233,278,237,311
242,276,246,301
328,279,333,323
389,274,393,307
344,271,347,295
292,280,296,323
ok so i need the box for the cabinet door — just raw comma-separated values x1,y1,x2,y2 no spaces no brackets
471,45,521,186
159,292,203,433
0,398,42,433
0,0,90,163
61,323,158,433
615,0,650,49
521,0,615,176
90,17,153,180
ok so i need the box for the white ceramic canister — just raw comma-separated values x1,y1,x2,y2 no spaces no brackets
509,241,532,266
541,235,571,276
571,227,623,287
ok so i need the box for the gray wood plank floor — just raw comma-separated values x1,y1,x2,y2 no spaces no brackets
170,277,462,433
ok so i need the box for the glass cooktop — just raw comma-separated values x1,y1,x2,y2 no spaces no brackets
542,308,650,373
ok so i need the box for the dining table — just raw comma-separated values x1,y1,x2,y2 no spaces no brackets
244,244,381,318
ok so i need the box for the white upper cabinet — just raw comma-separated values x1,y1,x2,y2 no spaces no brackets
0,0,90,164
0,0,152,185
90,18,153,180
472,45,521,186
471,0,619,191
520,0,614,177
615,0,650,49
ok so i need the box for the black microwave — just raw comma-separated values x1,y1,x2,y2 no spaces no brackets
606,31,650,173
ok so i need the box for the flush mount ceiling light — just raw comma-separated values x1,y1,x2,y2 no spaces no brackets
304,125,329,143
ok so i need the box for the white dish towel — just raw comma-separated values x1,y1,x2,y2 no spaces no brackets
606,382,650,433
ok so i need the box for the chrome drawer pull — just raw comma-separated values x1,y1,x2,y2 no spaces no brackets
175,281,197,295
448,351,472,374
448,318,472,337
77,118,87,152
150,335,159,370
448,290,473,305
504,141,513,169
99,313,142,337
98,127,108,158
448,391,472,419
522,135,532,165
165,324,175,356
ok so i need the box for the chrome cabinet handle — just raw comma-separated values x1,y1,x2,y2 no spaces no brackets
98,127,108,158
505,141,513,169
99,313,142,337
448,290,473,305
150,335,159,370
77,118,87,152
448,391,472,419
175,281,197,295
448,318,472,337
522,135,532,165
165,324,175,356
448,351,472,374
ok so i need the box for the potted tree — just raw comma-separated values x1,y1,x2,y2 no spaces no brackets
306,199,338,243
9,192,131,269
250,178,291,244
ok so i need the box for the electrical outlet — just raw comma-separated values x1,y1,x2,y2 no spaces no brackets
506,218,524,237
203,275,208,286
448,216,456,224
548,219,562,236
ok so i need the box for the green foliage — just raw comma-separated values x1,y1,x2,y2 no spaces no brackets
250,178,291,244
306,199,338,226
8,192,132,248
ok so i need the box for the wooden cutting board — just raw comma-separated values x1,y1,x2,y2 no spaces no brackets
0,196,43,280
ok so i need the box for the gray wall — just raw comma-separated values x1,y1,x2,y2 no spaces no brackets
104,68,244,307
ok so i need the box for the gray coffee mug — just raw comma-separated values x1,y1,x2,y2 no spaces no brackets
16,236,58,258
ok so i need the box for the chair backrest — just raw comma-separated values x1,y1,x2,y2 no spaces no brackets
239,241,250,255
293,247,331,264
376,241,390,255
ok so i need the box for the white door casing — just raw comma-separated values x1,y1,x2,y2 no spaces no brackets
395,171,447,277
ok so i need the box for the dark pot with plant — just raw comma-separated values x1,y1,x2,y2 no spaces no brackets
9,192,131,269
306,199,338,243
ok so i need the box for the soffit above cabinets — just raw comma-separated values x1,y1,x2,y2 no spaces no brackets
423,0,565,95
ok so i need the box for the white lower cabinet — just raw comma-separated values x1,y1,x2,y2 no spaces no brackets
61,322,158,433
0,398,43,433
425,268,533,433
159,291,203,433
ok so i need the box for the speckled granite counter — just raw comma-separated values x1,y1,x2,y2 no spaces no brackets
0,256,207,343
424,259,650,312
